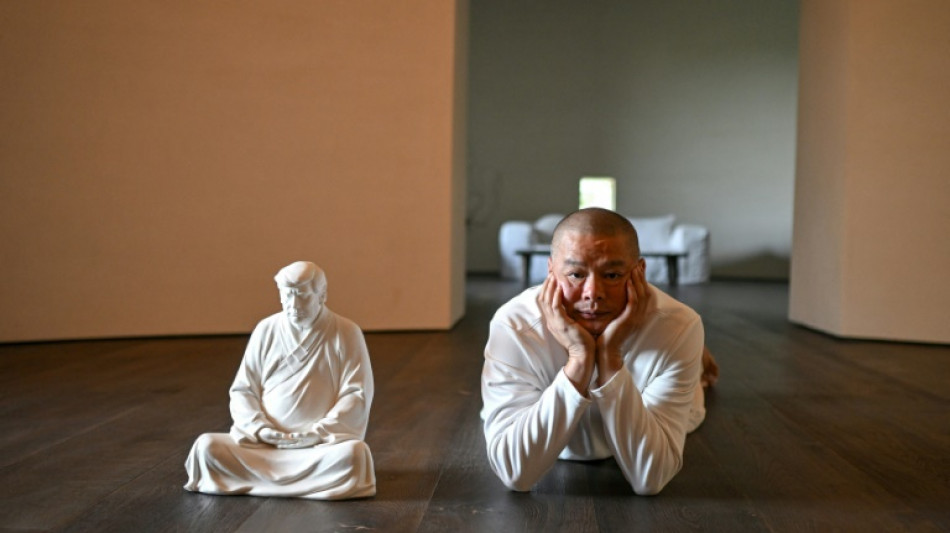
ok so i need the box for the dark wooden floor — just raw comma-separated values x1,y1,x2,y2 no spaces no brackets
1,278,948,532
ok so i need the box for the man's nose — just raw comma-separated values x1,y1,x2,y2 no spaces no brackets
582,276,603,300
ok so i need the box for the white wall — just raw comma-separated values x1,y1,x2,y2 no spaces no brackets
467,0,800,279
790,0,950,344
0,1,467,342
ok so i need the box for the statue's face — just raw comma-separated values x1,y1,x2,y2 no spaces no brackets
279,285,323,328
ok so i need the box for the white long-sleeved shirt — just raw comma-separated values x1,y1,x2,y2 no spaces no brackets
480,284,704,494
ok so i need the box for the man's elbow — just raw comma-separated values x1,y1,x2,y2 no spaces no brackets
489,462,536,492
487,450,537,492
630,478,667,496
628,460,681,495
501,474,535,492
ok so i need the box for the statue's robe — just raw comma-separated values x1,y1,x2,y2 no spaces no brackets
184,307,375,500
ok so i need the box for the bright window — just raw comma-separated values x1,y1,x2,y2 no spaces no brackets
579,177,616,210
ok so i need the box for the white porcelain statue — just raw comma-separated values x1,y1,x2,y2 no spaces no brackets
184,261,376,499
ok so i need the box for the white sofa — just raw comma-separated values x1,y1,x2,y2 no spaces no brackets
499,213,710,285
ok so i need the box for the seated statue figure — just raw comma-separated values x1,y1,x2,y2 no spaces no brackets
184,261,376,499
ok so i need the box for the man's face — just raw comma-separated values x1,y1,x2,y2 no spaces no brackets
279,285,323,328
549,230,641,337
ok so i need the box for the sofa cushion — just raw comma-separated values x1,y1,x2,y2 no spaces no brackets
532,213,565,243
628,214,676,252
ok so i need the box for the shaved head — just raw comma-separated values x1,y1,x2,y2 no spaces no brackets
551,208,640,260
547,208,642,336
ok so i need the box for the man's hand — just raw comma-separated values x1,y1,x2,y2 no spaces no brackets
258,427,322,449
538,274,595,395
595,263,656,387
701,346,719,388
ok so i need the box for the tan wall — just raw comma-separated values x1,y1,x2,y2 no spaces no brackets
0,1,467,342
790,0,950,343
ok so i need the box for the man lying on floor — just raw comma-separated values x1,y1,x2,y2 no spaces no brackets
184,261,375,500
481,208,719,494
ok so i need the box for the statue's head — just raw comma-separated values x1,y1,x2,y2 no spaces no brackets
274,261,327,329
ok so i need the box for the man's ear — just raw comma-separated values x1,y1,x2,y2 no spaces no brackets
547,257,553,274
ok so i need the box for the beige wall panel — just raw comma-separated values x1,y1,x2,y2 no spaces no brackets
789,0,851,334
0,1,467,341
837,0,950,342
791,0,950,343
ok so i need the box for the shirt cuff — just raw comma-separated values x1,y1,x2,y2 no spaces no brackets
554,368,594,409
589,364,632,400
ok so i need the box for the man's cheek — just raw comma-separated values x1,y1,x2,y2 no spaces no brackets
560,286,580,305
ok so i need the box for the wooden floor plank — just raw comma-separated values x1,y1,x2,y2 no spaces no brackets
704,309,950,521
235,324,489,532
1,279,948,532
0,337,245,531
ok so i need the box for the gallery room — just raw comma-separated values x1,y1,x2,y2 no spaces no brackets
1,1,947,531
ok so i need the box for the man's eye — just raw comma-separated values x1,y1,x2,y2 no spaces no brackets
604,272,622,280
568,272,585,279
